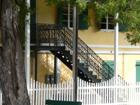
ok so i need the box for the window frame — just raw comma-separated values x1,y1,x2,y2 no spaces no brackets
61,3,73,29
58,3,88,30
100,15,114,32
67,3,73,28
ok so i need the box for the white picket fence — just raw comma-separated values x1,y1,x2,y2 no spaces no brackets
28,76,140,105
1,77,140,105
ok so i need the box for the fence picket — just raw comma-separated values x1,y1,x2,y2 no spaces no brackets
0,90,2,105
1,77,140,105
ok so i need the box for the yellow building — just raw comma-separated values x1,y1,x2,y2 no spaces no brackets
29,0,140,84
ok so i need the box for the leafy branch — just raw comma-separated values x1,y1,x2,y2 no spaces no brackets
46,0,140,45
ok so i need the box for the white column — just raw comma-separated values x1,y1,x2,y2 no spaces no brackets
114,13,119,82
114,13,119,104
57,59,61,82
25,0,30,90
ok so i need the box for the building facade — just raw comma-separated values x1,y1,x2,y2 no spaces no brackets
1,0,140,84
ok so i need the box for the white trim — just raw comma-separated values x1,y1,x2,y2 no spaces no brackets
38,50,51,53
30,43,64,46
94,50,140,55
100,15,114,31
88,44,140,49
100,29,114,32
32,49,140,55
31,44,140,49
106,15,109,30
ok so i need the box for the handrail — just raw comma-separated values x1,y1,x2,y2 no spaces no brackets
63,27,114,80
37,24,114,81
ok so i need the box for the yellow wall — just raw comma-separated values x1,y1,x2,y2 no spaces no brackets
30,53,72,83
99,54,140,83
79,8,130,46
30,53,54,82
36,0,56,24
36,1,140,83
78,8,140,83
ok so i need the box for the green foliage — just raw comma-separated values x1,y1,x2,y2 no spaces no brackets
18,1,28,45
14,0,30,46
127,31,140,45
46,0,140,44
93,0,140,44
46,0,87,11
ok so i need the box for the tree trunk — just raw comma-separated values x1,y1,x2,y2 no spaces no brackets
0,0,30,105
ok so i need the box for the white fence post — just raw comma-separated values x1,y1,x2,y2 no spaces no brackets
0,90,2,105
25,77,140,105
1,77,140,105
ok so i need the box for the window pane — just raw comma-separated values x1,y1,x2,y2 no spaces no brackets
100,24,106,29
62,15,68,20
70,22,73,27
100,15,114,30
101,18,106,23
108,16,114,29
57,3,73,27
108,23,114,29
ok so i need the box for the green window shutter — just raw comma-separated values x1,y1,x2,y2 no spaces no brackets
102,61,114,77
57,4,73,27
79,8,88,30
119,24,128,32
57,5,64,25
136,61,140,82
106,61,114,70
57,5,88,29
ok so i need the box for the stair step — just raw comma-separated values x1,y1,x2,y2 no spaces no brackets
52,49,102,83
95,79,101,83
91,75,97,80
62,51,72,60
37,24,114,83
79,62,88,68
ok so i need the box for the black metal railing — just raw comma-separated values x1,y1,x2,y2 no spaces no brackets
62,27,114,80
37,24,65,46
37,24,114,81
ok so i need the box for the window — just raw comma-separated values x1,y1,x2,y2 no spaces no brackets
58,3,73,28
100,15,114,31
57,3,88,29
136,61,140,82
